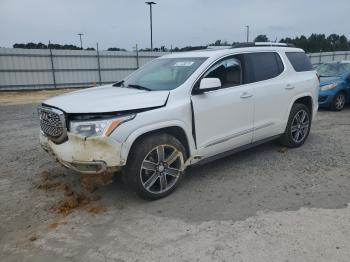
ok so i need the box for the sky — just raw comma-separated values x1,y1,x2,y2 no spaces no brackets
0,0,349,50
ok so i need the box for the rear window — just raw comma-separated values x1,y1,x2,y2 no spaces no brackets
285,52,313,72
245,52,284,82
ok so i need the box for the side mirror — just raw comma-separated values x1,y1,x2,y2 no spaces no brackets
197,78,221,93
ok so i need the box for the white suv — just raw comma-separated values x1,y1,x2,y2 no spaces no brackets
38,43,319,199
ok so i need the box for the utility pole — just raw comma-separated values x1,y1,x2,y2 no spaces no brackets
77,33,84,49
134,44,139,69
245,25,249,43
145,2,156,51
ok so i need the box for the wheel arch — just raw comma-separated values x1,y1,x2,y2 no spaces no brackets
282,93,314,134
337,89,348,99
286,93,314,120
294,96,313,114
120,122,194,165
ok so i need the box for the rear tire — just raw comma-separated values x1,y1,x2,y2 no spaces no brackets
279,103,311,148
125,133,187,200
331,92,346,111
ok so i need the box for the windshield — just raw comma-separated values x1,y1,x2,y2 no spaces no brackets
118,57,208,91
316,63,350,77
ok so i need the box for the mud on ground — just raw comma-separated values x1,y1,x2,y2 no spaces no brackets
0,88,79,105
1,103,350,262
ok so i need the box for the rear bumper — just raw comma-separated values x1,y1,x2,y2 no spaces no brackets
313,103,318,119
40,132,124,174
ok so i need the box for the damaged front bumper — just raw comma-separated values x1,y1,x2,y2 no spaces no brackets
40,132,124,174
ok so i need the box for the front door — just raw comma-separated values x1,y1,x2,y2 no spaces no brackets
191,56,254,158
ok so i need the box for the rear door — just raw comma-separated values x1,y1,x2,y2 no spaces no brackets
244,52,290,142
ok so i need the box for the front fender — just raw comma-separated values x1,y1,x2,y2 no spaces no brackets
120,120,195,164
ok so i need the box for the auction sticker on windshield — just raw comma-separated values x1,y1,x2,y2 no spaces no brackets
173,61,195,66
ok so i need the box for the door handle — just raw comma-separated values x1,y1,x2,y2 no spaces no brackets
285,84,296,90
240,92,253,99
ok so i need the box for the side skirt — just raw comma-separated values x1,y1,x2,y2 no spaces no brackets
191,134,281,167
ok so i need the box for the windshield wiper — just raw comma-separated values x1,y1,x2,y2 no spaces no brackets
319,75,336,77
113,80,124,87
126,84,152,91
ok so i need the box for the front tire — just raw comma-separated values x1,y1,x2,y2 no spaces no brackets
331,92,346,111
125,133,187,200
279,103,311,148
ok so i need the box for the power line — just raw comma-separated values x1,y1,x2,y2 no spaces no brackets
77,33,84,49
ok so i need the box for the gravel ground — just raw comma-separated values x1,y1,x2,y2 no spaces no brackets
1,103,350,262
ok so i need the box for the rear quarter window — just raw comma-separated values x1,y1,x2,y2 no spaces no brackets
245,52,284,83
285,52,313,72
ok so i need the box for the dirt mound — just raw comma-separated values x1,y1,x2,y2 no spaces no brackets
84,205,108,214
80,172,114,192
50,191,87,214
48,220,67,230
34,170,65,190
49,184,106,215
29,235,38,242
277,147,288,153
0,88,77,105
36,170,110,215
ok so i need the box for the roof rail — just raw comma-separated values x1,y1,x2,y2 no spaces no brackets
231,42,296,48
206,45,233,50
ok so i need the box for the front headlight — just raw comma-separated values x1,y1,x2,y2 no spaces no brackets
320,83,337,91
70,114,135,137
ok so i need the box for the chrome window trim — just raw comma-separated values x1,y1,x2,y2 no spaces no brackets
191,50,287,95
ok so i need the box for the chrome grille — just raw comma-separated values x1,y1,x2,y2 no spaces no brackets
38,106,67,143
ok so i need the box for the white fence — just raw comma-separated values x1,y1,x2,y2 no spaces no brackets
307,51,350,66
0,48,168,91
0,48,349,91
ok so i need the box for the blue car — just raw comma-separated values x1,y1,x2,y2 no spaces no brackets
317,61,350,111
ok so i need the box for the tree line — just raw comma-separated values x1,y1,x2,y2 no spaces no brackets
11,33,350,53
167,34,350,53
254,34,350,52
13,42,86,50
12,42,127,51
279,34,349,52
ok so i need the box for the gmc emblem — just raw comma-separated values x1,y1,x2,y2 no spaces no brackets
40,111,50,121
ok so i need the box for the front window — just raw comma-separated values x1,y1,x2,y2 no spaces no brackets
203,57,242,88
119,57,207,91
316,63,350,77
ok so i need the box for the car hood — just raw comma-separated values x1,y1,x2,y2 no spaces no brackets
319,76,343,86
43,85,170,113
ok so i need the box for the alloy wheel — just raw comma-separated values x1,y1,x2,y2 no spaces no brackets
140,145,184,194
291,109,310,143
335,93,345,110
